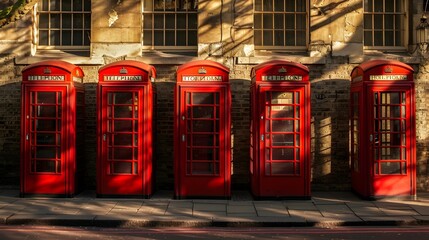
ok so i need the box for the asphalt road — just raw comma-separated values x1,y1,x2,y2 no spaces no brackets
1,226,429,239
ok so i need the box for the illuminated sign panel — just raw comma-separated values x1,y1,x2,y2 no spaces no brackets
182,76,223,81
28,75,65,81
104,76,142,81
262,75,302,81
369,75,408,80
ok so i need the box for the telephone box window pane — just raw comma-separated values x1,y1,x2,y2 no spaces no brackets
192,120,214,132
36,120,57,131
192,148,214,160
270,106,294,118
36,147,56,159
35,160,56,173
272,148,294,160
272,134,294,146
36,133,56,145
112,162,132,174
37,106,57,117
272,92,293,103
271,162,294,175
192,93,214,104
296,148,300,160
193,106,213,118
114,106,133,118
272,120,294,132
192,134,215,146
114,120,133,132
295,134,300,146
114,134,133,146
37,92,57,104
192,163,214,174
401,162,406,174
113,148,133,160
391,106,400,118
381,147,400,160
380,162,401,174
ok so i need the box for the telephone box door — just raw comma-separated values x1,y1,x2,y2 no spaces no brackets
258,86,307,196
368,87,414,196
176,86,229,197
99,87,146,195
22,87,68,195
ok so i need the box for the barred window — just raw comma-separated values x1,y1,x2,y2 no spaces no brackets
37,0,91,49
254,0,307,50
142,0,198,50
364,0,407,49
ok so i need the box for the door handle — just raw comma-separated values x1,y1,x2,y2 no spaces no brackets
261,134,264,141
182,134,186,142
26,134,29,141
103,134,107,141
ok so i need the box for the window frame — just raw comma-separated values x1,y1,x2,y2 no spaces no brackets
363,0,408,52
141,0,198,51
253,0,309,51
35,0,91,51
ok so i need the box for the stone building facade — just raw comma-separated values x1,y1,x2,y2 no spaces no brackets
1,0,429,193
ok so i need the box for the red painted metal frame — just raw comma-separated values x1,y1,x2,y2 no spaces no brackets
21,60,85,197
97,60,156,197
350,59,416,199
174,60,231,199
250,60,311,199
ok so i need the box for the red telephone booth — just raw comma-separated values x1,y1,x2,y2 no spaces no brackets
174,60,231,199
97,60,156,197
21,60,85,197
350,59,416,199
250,60,311,199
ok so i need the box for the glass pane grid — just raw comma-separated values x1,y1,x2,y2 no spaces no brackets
38,0,91,47
143,0,197,48
265,91,300,176
185,92,220,176
30,91,62,174
373,91,407,175
107,92,139,175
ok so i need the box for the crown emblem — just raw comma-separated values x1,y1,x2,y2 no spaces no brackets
384,67,393,73
198,67,207,74
120,67,128,74
278,67,287,73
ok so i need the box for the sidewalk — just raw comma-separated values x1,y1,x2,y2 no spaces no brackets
1,189,429,228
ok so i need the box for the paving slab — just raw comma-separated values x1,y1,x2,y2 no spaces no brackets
227,204,256,214
193,203,226,212
288,210,324,222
